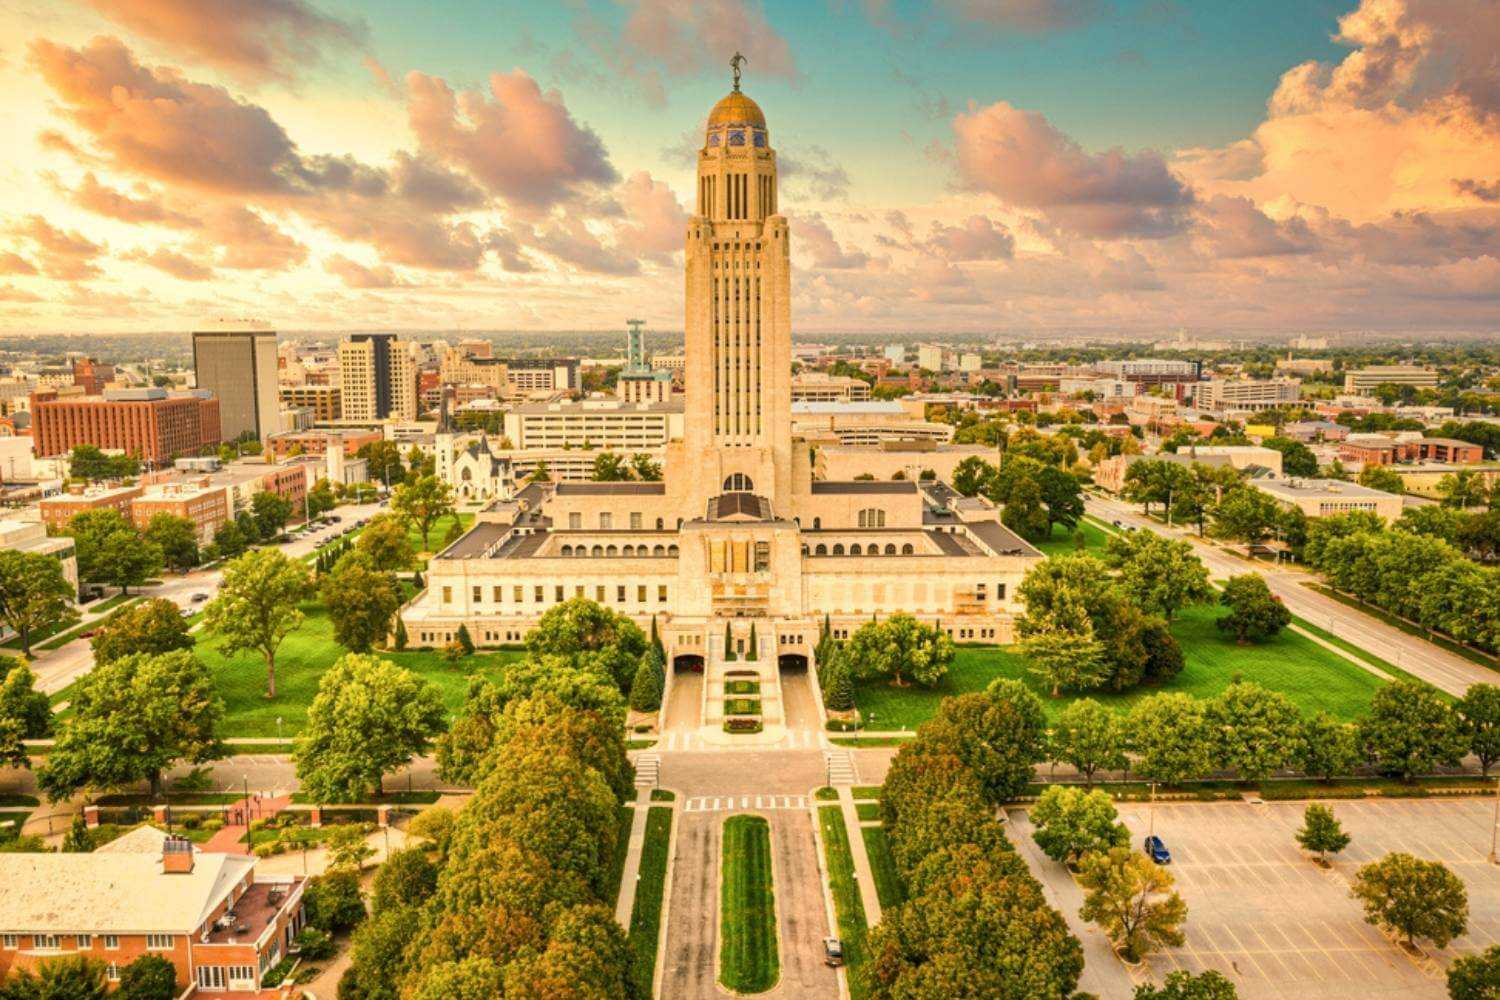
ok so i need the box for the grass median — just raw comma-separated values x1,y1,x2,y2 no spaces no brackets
719,814,779,993
818,806,869,1000
860,826,905,909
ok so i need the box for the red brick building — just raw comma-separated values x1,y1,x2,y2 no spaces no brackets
71,358,116,395
32,388,221,465
0,829,304,996
38,485,143,532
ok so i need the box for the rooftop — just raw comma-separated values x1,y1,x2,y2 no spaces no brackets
1257,478,1397,500
811,481,918,495
792,401,906,415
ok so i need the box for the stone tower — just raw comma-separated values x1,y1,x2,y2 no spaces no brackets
670,68,795,519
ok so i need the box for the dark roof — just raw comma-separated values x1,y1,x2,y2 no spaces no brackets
436,522,509,559
926,530,972,556
554,482,667,496
710,492,770,520
966,520,1041,558
810,481,919,495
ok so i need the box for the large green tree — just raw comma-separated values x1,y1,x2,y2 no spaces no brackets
250,490,293,541
1215,574,1291,643
1029,785,1129,867
1132,971,1238,999
1358,680,1468,781
1296,711,1361,781
202,548,313,699
321,551,400,653
116,954,178,1000
1051,698,1127,786
1001,476,1051,543
90,598,194,665
1129,693,1212,785
356,512,416,571
1210,486,1282,544
917,680,1048,804
526,596,648,692
0,549,78,656
1021,627,1107,697
1104,532,1212,621
392,474,457,552
1205,682,1303,782
1456,683,1500,775
38,650,224,799
0,954,110,999
844,614,956,688
142,512,199,572
1078,846,1188,962
1446,945,1500,1000
294,653,446,802
1351,852,1468,948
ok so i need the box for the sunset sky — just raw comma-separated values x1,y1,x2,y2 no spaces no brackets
0,0,1497,335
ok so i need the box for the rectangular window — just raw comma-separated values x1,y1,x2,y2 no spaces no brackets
599,512,612,529
754,542,770,573
568,512,581,530
441,586,452,604
513,585,523,603
595,585,605,602
2,935,17,949
630,512,642,530
976,583,987,601
995,583,1006,601
637,585,646,603
472,586,481,603
196,967,224,989
146,934,173,950
107,964,120,982
76,934,92,949
658,585,668,603
617,585,626,603
493,586,502,603
34,935,59,950
575,585,585,598
229,965,256,984
534,586,544,603
555,585,564,602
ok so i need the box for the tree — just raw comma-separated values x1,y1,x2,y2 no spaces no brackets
1078,846,1188,962
357,440,407,488
0,660,50,742
1447,944,1500,1000
1296,711,1361,781
1030,785,1129,867
1295,804,1350,863
116,954,178,1000
303,867,367,933
1205,682,1303,782
1038,465,1085,532
919,680,1049,804
1264,436,1318,477
356,512,415,572
98,528,163,596
294,653,447,802
321,552,399,653
250,490,293,541
1351,852,1468,948
306,478,336,519
1133,971,1238,999
1438,469,1488,509
393,617,408,651
1001,476,1051,542
1021,627,1108,697
89,598,194,665
391,474,456,551
1051,698,1127,786
211,517,249,561
1397,505,1466,544
843,614,955,687
370,845,438,917
526,596,649,692
1456,683,1500,775
952,455,996,497
202,548,313,699
1210,486,1281,544
142,513,199,572
630,453,662,481
1215,574,1291,643
628,648,664,712
1105,533,1212,621
326,822,377,871
1358,464,1405,494
38,650,224,800
1359,680,1468,781
69,444,135,483
1129,693,1212,785
0,550,78,657
0,954,110,999
591,451,629,481
63,508,132,584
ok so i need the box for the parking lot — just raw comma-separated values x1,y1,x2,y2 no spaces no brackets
1106,797,1500,998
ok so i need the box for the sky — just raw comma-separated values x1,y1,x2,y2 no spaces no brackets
0,0,1497,336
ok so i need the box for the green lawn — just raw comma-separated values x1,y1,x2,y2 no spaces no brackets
855,802,881,822
628,805,673,997
854,601,1388,729
609,804,635,907
1034,518,1111,557
724,698,762,716
719,814,779,994
197,601,526,736
851,786,882,801
818,806,869,1000
860,827,905,910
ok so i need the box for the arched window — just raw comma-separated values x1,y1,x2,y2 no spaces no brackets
622,545,635,557
668,544,680,556
815,544,827,555
606,545,619,557
591,545,603,557
857,508,887,528
884,543,896,555
832,543,845,555
901,543,914,555
460,467,472,481
723,473,754,492
560,545,572,557
653,544,665,556
850,544,863,556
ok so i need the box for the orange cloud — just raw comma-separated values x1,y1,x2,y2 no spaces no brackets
9,216,106,280
122,245,214,280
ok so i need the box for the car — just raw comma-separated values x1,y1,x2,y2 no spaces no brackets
823,938,844,967
191,593,209,603
1113,519,1122,527
1144,835,1171,864
330,515,342,523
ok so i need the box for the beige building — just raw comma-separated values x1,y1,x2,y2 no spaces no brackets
503,398,684,451
815,443,996,482
1343,365,1439,394
791,372,871,403
403,79,1042,739
191,322,280,443
1256,478,1403,520
338,335,418,422
277,385,341,422
0,519,77,593
790,401,954,445
1194,378,1301,413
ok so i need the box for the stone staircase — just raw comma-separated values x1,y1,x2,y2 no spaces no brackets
700,619,786,743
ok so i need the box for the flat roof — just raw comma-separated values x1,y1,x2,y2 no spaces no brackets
437,522,508,558
810,481,919,495
554,482,668,496
791,401,906,414
1257,478,1396,499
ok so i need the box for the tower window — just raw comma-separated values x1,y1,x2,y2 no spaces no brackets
723,473,754,492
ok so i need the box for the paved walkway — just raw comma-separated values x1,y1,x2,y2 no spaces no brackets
202,794,291,854
836,786,882,926
614,787,653,926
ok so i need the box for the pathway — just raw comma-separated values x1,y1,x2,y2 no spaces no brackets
202,793,292,855
614,786,654,927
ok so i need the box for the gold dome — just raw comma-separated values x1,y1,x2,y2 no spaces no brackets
708,90,766,129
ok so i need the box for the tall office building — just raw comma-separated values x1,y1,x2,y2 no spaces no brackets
192,321,280,442
339,334,418,422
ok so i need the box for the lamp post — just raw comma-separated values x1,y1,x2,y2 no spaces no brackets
1148,781,1157,839
1489,776,1499,865
242,775,252,854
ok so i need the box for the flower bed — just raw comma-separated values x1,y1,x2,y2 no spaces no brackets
724,718,764,734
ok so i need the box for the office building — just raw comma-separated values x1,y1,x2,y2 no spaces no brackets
1193,378,1301,413
339,335,418,422
790,372,871,403
277,385,341,422
31,388,220,464
191,322,280,442
1342,365,1439,394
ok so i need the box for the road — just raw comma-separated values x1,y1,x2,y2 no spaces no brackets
28,499,389,696
1086,494,1495,696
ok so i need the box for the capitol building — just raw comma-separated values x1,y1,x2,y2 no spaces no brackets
401,74,1042,731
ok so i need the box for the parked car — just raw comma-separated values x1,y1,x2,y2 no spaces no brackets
823,938,844,967
191,593,209,603
1144,835,1171,864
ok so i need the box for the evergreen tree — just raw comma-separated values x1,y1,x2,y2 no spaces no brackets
823,658,854,711
393,618,408,652
455,623,474,656
746,622,758,660
63,813,93,852
723,621,735,660
628,653,664,713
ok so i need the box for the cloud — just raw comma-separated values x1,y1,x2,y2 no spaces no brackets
201,207,307,270
83,0,365,82
526,218,639,276
0,253,39,276
779,146,851,201
324,254,404,288
618,0,797,94
953,100,1192,238
122,245,214,280
1195,195,1317,259
1455,179,1500,203
613,171,689,262
54,171,201,227
939,0,1108,32
920,215,1015,260
406,69,617,212
793,213,870,269
9,215,105,280
0,285,44,304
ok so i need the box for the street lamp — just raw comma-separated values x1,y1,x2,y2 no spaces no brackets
1147,781,1157,839
1489,776,1499,865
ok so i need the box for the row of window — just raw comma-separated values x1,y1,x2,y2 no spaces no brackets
809,542,916,556
825,623,1001,641
1,933,142,950
443,583,671,607
557,543,680,558
568,512,669,530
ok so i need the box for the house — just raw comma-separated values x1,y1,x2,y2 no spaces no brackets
0,831,305,995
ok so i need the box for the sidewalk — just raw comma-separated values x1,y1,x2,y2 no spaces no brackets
613,787,654,926
837,786,882,926
202,793,292,854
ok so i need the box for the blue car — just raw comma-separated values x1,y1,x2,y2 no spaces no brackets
1144,835,1171,864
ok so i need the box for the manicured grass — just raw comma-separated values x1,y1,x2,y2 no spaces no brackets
628,805,672,997
830,737,910,748
855,802,881,822
610,804,635,907
818,806,869,1000
854,601,1389,730
814,786,839,801
719,814,779,994
625,739,658,750
1034,518,1111,557
724,698,762,716
1291,617,1453,696
650,789,676,802
725,679,761,695
196,601,526,736
1310,585,1499,671
861,827,905,909
851,786,882,801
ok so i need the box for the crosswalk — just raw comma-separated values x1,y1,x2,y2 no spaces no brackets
682,795,808,813
653,727,828,752
824,750,857,785
634,754,660,787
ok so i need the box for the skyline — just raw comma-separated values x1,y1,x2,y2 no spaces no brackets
0,0,1497,335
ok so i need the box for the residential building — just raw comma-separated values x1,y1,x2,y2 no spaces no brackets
439,351,509,394
277,385,341,422
958,353,982,373
39,484,143,532
0,830,305,996
790,372,871,403
0,519,76,591
192,323,280,442
131,480,230,543
339,334,419,422
1256,478,1403,520
31,388,221,465
883,344,906,364
916,344,945,372
1193,378,1301,413
1342,365,1439,394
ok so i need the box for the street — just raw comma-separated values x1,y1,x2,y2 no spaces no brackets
1085,494,1496,697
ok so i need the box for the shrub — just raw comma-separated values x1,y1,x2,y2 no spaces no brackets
294,927,336,960
723,718,763,734
303,868,366,934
